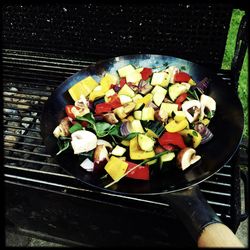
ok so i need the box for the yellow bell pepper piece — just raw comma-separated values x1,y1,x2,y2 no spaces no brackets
129,136,155,160
165,118,189,132
100,73,117,92
89,86,106,101
201,118,210,126
134,93,153,110
173,111,186,122
104,156,128,181
68,76,98,101
179,129,202,148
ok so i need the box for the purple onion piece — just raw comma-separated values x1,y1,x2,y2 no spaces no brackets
120,122,130,136
191,77,209,93
194,122,213,144
113,85,121,92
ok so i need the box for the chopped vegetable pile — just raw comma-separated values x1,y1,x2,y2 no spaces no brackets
53,63,216,188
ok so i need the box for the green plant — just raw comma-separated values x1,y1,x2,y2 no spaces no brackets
222,9,248,138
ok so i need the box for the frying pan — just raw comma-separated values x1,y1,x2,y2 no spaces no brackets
40,54,244,247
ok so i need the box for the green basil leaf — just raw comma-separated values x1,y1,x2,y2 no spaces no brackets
124,132,140,140
95,122,116,137
56,140,70,156
69,123,83,134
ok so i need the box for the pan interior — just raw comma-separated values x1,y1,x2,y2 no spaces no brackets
41,54,244,195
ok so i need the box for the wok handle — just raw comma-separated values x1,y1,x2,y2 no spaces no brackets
158,185,244,247
197,223,244,247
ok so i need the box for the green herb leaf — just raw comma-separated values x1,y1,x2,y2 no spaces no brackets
69,123,83,134
207,110,215,119
95,122,116,137
192,131,198,137
56,140,70,156
124,132,140,140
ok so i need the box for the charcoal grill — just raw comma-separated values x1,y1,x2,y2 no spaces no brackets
3,3,248,247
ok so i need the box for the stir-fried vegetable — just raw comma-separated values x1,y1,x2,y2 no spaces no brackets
53,63,216,188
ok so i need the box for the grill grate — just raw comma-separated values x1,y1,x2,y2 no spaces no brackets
3,49,238,224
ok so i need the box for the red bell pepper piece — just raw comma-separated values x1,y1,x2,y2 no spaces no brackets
65,105,81,119
140,68,153,81
108,94,122,109
175,93,188,110
95,102,112,114
158,132,186,149
125,161,150,180
174,72,191,83
119,77,127,88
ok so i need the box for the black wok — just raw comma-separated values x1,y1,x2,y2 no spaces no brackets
40,54,244,247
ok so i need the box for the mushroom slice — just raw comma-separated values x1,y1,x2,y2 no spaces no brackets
97,139,113,150
71,130,97,154
80,158,94,172
75,95,88,108
182,100,201,123
177,147,201,170
199,94,216,120
103,112,119,124
93,144,110,174
53,117,71,138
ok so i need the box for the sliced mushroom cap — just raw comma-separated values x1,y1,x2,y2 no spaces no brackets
75,95,88,108
103,112,119,124
177,147,201,170
71,130,97,154
199,94,216,120
53,117,71,138
93,144,110,174
182,100,201,123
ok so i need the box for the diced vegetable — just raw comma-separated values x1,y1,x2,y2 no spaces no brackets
165,118,189,132
140,68,153,81
104,156,128,181
138,134,155,151
168,83,189,101
179,129,202,148
119,95,133,104
129,136,155,160
71,130,97,154
158,132,186,149
134,110,142,120
174,72,191,83
111,145,127,156
68,76,98,101
126,70,142,85
151,85,167,106
160,152,175,168
118,84,136,98
95,102,112,114
89,85,106,102
117,64,135,78
141,107,155,121
144,121,165,138
125,161,150,180
151,72,168,86
113,106,128,119
159,103,178,117
100,73,118,92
